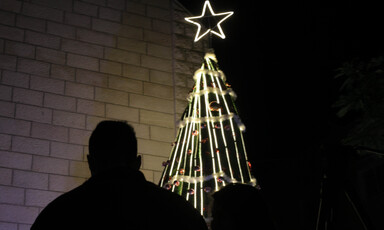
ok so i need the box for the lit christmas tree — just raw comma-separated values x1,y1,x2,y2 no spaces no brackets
159,52,257,218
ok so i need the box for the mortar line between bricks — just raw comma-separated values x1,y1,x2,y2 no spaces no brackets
23,184,27,206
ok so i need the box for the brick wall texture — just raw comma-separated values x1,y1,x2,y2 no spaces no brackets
0,0,208,228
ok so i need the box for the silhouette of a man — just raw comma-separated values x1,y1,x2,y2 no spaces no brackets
32,120,208,230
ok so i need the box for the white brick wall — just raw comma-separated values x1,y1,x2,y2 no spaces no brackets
0,0,208,228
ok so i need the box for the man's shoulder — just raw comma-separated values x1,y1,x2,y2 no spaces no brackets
50,182,87,204
31,183,88,229
40,182,88,212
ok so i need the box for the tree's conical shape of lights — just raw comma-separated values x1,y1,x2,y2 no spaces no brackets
159,52,256,218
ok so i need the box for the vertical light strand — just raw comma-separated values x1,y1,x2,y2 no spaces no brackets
167,125,185,183
172,121,193,192
203,72,219,191
208,73,224,178
171,85,196,192
194,179,198,209
197,73,204,215
203,70,222,188
214,69,245,183
182,92,199,180
214,75,234,180
206,57,225,183
185,118,197,201
230,117,245,183
174,72,201,194
240,131,252,180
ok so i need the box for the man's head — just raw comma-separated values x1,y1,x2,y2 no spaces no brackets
88,120,140,175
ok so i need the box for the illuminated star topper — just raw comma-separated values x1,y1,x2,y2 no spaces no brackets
185,0,234,42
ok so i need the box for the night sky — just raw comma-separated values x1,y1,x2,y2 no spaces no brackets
178,1,384,229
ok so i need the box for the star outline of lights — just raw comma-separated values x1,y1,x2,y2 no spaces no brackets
185,0,234,42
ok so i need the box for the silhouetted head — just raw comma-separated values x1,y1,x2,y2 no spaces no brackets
88,120,140,176
211,183,275,230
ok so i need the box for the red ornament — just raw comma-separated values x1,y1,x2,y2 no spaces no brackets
209,101,221,111
179,169,185,174
204,187,212,193
192,130,199,136
164,184,172,190
162,160,170,166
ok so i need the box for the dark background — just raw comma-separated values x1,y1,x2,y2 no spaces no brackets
178,1,384,229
